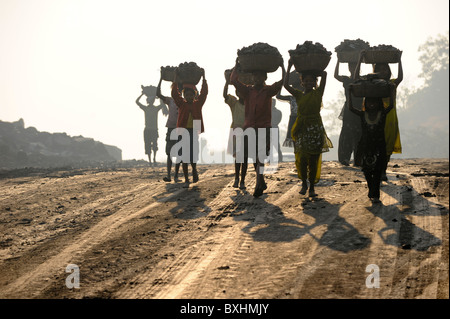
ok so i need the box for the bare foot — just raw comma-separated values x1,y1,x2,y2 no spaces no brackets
253,186,264,197
299,183,308,195
193,170,199,183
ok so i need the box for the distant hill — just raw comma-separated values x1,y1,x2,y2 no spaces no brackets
0,119,122,169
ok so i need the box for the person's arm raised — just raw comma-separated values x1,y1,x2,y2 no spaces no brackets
136,92,146,110
353,50,366,80
223,70,230,100
393,51,403,87
334,59,347,83
230,58,248,97
318,70,327,92
156,68,168,102
283,59,298,96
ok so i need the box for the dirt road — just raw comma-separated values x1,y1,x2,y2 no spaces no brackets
0,159,448,299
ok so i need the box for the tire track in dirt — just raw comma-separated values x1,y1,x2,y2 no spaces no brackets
276,166,445,299
218,186,319,299
177,182,281,299
0,176,149,264
207,232,255,298
117,169,371,299
0,170,220,298
158,180,295,299
115,174,299,298
0,170,128,202
114,176,244,298
121,162,387,299
359,173,445,298
0,160,447,299
392,176,445,298
357,180,404,298
274,191,371,299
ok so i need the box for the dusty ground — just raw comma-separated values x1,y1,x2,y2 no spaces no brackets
0,158,448,299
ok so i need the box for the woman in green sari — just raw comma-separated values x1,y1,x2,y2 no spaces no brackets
284,60,333,197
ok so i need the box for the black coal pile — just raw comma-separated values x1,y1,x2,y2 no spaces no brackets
178,62,200,68
237,42,281,56
289,41,332,56
335,38,370,52
368,44,400,51
0,119,122,170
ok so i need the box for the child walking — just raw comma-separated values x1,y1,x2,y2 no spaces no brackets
348,84,395,203
230,59,285,197
354,50,403,180
171,68,208,188
157,71,181,182
284,61,333,197
135,87,167,166
223,70,247,189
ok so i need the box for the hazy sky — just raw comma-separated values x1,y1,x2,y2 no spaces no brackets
1,0,448,161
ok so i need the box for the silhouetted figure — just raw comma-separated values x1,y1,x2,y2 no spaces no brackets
230,59,286,197
157,73,181,182
348,83,395,203
136,86,167,165
223,70,248,189
284,61,333,198
334,60,363,166
354,50,403,181
171,68,208,188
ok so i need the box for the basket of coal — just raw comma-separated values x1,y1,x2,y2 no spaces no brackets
335,38,370,63
161,66,176,82
363,45,401,64
237,42,282,73
177,62,203,85
350,76,390,98
289,41,332,75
